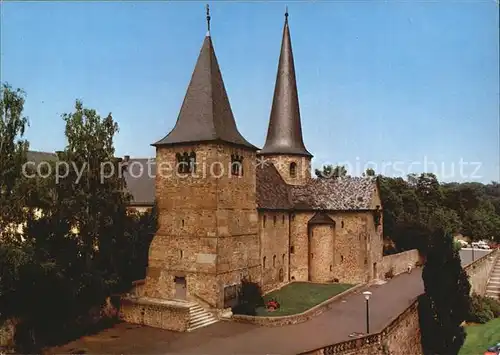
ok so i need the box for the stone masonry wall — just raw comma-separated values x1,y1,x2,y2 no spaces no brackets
301,298,422,355
309,224,335,282
289,211,377,284
146,143,260,309
377,249,420,280
289,212,314,281
261,154,311,186
120,298,190,332
259,211,290,292
465,249,498,296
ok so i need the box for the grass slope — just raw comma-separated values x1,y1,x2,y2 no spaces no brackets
460,318,500,355
256,282,353,317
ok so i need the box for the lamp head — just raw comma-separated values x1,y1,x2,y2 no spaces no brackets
363,291,372,300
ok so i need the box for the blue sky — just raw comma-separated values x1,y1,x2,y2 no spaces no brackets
1,1,498,182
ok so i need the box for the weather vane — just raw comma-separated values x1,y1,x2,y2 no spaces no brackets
206,4,211,34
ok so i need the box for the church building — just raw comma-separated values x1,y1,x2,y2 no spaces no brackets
136,9,384,312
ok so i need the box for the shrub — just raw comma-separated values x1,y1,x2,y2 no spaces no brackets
384,267,394,279
468,294,496,324
453,241,462,252
483,296,500,318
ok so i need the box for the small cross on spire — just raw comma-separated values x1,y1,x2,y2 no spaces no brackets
206,4,211,36
285,6,289,21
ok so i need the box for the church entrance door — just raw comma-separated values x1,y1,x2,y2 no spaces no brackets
174,276,186,300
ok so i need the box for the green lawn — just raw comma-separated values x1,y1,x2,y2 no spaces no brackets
256,282,354,317
460,318,500,355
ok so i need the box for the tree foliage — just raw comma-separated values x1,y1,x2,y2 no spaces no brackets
0,87,156,351
420,230,471,355
314,164,349,179
0,84,30,241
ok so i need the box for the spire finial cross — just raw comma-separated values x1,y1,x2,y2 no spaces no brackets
285,6,289,19
206,4,211,34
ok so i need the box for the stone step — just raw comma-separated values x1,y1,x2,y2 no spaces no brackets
186,303,219,332
189,309,207,317
189,312,216,324
187,318,219,332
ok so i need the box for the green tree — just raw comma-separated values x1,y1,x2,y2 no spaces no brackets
420,229,471,355
314,164,348,179
364,168,376,177
0,83,29,241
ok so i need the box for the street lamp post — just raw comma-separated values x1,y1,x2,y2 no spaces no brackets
363,291,372,334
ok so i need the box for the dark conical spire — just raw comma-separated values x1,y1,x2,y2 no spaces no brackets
259,11,312,157
153,11,256,150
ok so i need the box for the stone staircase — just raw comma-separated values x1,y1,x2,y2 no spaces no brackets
486,257,500,299
187,303,219,332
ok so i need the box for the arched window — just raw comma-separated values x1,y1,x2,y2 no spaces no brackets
176,151,196,174
231,154,244,176
263,256,266,269
273,255,276,267
282,215,285,224
189,152,196,173
290,162,297,178
263,215,266,227
282,254,285,264
273,215,277,225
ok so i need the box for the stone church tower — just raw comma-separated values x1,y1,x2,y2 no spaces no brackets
258,11,312,186
145,24,260,308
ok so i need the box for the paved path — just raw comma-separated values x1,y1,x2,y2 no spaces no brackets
460,248,490,266
48,271,424,355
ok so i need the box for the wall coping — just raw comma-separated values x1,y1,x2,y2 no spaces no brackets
121,296,191,310
464,249,497,272
300,249,499,354
232,283,365,327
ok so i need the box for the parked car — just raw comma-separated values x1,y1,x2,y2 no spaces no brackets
457,240,469,247
485,343,500,355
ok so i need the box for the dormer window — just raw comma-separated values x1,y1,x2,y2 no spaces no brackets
290,162,297,178
176,151,196,174
231,154,244,176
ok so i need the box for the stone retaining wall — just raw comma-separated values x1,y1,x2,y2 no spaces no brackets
299,249,499,355
120,297,190,332
300,297,422,355
464,249,498,296
231,284,364,327
377,249,420,280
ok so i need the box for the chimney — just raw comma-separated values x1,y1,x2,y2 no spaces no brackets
124,155,130,162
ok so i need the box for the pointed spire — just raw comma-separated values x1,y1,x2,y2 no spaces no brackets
259,10,312,157
153,22,256,150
